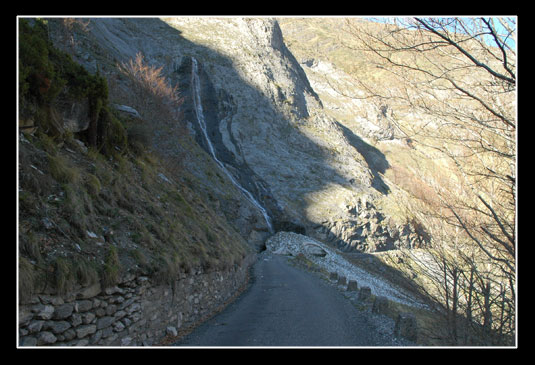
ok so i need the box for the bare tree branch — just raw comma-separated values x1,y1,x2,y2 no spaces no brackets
414,17,516,85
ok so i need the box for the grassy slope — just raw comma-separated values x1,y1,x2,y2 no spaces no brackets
18,19,252,300
19,126,251,300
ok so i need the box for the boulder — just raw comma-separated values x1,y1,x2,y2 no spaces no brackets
33,304,55,320
76,282,101,299
111,104,141,118
273,246,292,256
248,229,270,253
96,316,115,330
329,272,338,281
372,295,390,315
37,331,57,345
53,303,74,319
394,312,418,342
20,336,38,346
75,300,93,313
358,286,372,301
166,326,178,337
53,94,90,133
121,336,133,346
347,280,358,292
27,320,45,334
47,320,71,335
76,324,97,339
303,243,327,257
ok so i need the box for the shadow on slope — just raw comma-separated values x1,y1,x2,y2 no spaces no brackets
335,121,390,194
84,17,390,238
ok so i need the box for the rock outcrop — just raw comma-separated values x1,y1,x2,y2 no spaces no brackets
312,196,430,253
158,18,390,235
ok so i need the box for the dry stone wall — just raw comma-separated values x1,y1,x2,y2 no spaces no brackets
19,254,255,346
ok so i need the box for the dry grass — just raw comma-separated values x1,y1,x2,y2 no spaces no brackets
18,125,251,299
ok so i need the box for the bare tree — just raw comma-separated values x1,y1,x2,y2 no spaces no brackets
341,17,516,345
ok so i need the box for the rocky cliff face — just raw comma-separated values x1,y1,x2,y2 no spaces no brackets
51,17,425,253
158,18,381,232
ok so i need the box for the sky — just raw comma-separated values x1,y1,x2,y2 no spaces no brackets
367,16,516,51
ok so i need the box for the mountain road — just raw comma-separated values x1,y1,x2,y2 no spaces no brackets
174,252,405,347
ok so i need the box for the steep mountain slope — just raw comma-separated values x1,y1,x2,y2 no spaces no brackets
157,17,425,252
79,18,426,247
19,17,428,300
60,17,392,244
18,18,255,301
277,17,516,346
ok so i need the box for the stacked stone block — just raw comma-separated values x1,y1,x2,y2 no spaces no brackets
19,255,255,346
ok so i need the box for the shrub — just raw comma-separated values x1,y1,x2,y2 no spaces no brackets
53,257,76,294
19,232,42,264
37,133,58,155
97,106,128,156
153,252,181,285
118,52,182,113
117,52,184,136
74,257,99,287
126,122,152,155
19,257,36,302
19,18,111,150
85,173,101,197
62,183,90,235
101,245,121,288
48,154,80,184
19,19,64,104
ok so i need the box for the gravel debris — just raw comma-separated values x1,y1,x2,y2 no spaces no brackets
266,231,428,309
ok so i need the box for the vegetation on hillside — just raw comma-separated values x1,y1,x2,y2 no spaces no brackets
18,18,250,302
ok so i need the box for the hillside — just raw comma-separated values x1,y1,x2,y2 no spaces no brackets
278,17,516,346
18,16,516,346
18,19,256,301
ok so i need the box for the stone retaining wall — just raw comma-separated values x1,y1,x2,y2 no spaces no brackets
18,254,256,346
